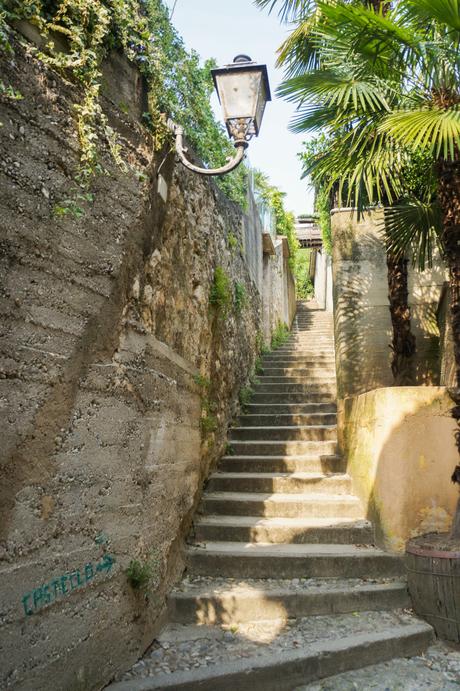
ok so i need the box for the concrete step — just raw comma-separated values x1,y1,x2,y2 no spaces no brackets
219,454,345,474
186,542,405,579
109,613,433,691
207,472,351,495
168,578,409,624
262,357,336,365
259,368,336,377
193,516,373,544
254,384,336,394
238,413,337,427
243,403,337,415
200,491,362,518
257,376,336,384
228,440,338,456
251,393,336,404
229,425,337,442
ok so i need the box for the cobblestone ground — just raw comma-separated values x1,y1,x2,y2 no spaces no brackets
120,610,427,681
295,642,460,690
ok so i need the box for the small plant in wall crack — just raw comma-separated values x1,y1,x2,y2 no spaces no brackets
126,548,162,591
234,282,247,315
271,322,290,349
239,386,253,409
209,266,232,317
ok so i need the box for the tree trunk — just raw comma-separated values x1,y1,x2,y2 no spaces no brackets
438,156,460,539
386,250,416,385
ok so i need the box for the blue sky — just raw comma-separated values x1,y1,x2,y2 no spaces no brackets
163,0,315,215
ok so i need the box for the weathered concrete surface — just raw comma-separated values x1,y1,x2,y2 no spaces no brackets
331,209,448,398
262,238,296,341
341,387,459,552
0,32,270,690
314,251,333,313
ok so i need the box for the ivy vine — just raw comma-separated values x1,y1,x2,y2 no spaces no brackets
2,0,247,205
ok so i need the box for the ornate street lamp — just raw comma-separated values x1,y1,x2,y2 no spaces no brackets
168,55,271,176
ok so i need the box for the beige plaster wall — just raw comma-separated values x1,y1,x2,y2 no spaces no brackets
332,209,448,398
341,387,459,552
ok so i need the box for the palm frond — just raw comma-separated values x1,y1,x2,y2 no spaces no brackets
403,0,460,33
254,0,315,22
380,107,460,159
383,198,443,270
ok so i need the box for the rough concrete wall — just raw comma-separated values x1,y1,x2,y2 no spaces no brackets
408,248,448,385
438,285,456,387
332,209,447,398
262,239,296,341
332,209,394,398
341,387,458,552
314,250,333,313
0,35,262,690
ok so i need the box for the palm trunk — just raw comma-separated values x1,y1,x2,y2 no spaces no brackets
386,250,416,385
438,156,460,540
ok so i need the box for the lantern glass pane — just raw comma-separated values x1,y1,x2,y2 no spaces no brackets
215,70,262,121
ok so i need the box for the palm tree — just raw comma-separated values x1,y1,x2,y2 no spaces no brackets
258,0,460,534
258,0,418,383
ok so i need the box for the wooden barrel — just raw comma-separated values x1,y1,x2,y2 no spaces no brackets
406,541,460,642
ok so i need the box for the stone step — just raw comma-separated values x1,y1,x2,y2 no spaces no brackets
250,392,337,404
193,516,372,544
219,455,345,474
168,578,409,624
238,413,337,427
228,440,338,456
244,403,337,415
186,542,405,579
257,376,336,384
229,426,337,442
254,384,336,393
260,368,336,377
200,491,361,518
262,357,336,365
207,472,350,495
110,613,432,691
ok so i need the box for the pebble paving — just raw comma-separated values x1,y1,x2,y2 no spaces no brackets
174,574,402,593
295,642,460,690
119,609,422,681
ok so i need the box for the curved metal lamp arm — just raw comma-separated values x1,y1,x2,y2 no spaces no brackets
168,120,248,176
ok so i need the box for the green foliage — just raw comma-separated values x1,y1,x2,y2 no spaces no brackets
296,248,314,299
225,442,235,456
254,171,300,267
239,386,253,407
234,282,247,314
0,80,23,100
200,412,217,435
227,231,238,253
210,266,232,315
126,559,152,590
3,0,247,205
255,331,270,354
53,191,94,219
271,321,290,349
254,356,265,375
193,374,210,389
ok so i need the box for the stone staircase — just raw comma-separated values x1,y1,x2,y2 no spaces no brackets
110,301,433,690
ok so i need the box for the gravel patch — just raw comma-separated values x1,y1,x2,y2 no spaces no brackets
294,641,460,690
173,574,402,594
118,610,419,681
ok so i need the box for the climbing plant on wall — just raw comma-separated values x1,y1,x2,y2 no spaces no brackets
3,0,247,205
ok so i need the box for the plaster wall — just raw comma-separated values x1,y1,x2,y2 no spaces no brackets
332,209,448,398
341,387,459,552
314,250,333,313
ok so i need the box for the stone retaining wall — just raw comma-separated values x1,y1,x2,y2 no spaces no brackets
0,31,294,690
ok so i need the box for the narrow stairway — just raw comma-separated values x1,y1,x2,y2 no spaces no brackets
111,301,433,691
